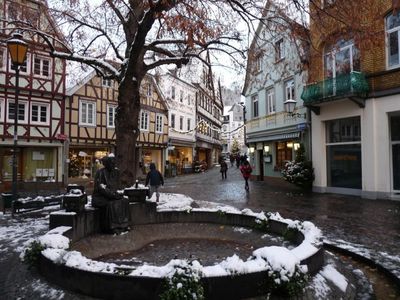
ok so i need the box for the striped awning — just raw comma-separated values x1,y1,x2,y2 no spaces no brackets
247,132,300,143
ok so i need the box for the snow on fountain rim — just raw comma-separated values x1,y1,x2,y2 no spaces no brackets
39,193,322,279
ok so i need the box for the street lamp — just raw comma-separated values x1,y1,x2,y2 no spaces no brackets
284,99,306,118
7,32,28,208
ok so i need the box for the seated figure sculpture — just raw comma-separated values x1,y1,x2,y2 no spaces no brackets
92,155,130,234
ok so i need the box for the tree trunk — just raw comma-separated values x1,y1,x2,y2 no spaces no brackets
115,74,142,187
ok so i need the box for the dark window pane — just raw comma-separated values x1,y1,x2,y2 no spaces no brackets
34,58,41,75
42,60,49,76
32,105,38,121
389,32,399,66
393,144,400,190
391,116,400,141
326,117,361,143
40,107,47,122
327,144,362,189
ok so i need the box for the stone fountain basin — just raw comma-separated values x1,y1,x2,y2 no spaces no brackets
40,203,324,300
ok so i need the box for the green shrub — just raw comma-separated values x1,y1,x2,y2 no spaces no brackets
160,265,204,300
254,218,269,232
265,265,308,297
23,240,45,269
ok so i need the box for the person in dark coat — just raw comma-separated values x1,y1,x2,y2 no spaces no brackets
220,160,228,180
235,154,241,168
229,154,235,167
145,163,164,202
92,156,130,234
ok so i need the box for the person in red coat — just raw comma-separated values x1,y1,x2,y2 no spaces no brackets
240,160,252,191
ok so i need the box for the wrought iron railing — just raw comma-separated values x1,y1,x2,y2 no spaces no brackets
301,72,369,105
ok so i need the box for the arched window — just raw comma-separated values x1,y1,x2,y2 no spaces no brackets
324,39,360,78
386,11,400,68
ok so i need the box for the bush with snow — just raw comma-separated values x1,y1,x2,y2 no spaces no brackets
281,144,314,190
22,240,45,269
160,261,204,300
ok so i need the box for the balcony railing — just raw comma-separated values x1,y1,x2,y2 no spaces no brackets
301,71,369,105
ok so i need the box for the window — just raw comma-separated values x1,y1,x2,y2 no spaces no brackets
251,95,259,118
267,88,275,114
180,116,184,130
31,103,49,124
139,110,149,131
147,83,152,97
34,56,50,77
0,99,4,121
171,86,176,100
79,100,96,126
7,101,28,123
326,117,362,189
180,90,184,103
275,39,284,61
386,11,400,68
102,78,112,87
171,113,175,128
285,79,295,101
188,94,192,105
0,49,5,70
187,118,191,131
255,54,262,72
155,114,163,133
107,105,117,128
324,39,360,78
10,54,29,74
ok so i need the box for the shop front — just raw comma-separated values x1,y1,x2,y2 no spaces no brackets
139,147,165,179
0,144,62,192
248,131,308,180
167,146,194,176
68,147,112,181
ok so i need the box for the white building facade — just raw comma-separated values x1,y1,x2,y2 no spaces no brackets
221,104,246,154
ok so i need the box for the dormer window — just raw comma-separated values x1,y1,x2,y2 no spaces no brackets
102,78,112,87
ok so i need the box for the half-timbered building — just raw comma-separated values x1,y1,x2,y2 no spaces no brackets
66,72,168,183
0,0,67,192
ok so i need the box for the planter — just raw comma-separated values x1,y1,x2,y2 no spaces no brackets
63,194,87,212
124,188,148,203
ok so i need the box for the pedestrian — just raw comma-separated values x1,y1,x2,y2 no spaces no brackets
240,160,252,191
145,162,164,202
229,154,235,167
235,154,241,168
220,160,228,180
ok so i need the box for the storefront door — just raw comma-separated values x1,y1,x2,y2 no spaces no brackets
391,116,400,192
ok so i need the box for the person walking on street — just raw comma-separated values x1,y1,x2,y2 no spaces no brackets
235,154,241,168
145,163,164,202
229,154,235,167
240,160,252,191
220,160,228,180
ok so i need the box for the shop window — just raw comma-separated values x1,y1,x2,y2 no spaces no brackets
79,100,96,126
276,142,293,170
31,102,49,124
140,110,149,131
326,117,362,189
386,11,400,68
156,114,163,133
7,100,28,123
34,56,51,77
107,104,116,128
390,115,400,190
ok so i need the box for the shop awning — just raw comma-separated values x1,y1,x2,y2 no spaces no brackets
247,132,300,143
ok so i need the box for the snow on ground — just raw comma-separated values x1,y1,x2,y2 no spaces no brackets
308,273,331,299
320,264,348,292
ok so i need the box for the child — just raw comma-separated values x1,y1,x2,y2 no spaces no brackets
145,163,164,202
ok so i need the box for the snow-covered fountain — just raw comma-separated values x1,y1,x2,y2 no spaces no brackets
31,194,327,299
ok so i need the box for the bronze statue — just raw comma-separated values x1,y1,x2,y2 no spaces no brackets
92,156,130,234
